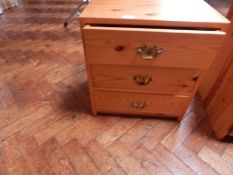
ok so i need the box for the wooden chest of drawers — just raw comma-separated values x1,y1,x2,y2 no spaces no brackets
79,0,230,121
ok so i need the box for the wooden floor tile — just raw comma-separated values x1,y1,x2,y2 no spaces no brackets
222,146,233,166
107,120,156,162
175,145,219,175
132,145,173,175
182,119,213,154
153,144,197,175
0,136,31,175
198,146,233,175
139,120,177,150
86,140,126,175
97,118,140,148
63,139,101,175
119,155,150,175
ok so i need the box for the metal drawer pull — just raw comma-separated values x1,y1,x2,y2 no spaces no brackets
137,44,164,60
133,75,152,85
130,102,146,109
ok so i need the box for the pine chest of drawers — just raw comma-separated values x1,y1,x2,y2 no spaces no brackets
79,0,230,121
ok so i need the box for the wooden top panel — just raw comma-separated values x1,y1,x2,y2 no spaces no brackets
80,0,230,30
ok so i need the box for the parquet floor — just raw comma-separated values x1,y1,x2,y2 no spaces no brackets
0,0,233,175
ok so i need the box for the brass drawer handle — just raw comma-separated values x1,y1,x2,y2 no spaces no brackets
137,44,164,60
133,75,152,85
130,102,146,109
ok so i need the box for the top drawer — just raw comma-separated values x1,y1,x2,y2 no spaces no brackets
83,25,225,69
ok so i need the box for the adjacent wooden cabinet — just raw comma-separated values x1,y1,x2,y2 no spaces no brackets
206,52,233,139
79,0,230,121
200,4,233,139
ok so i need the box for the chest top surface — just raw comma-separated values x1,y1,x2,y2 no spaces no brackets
80,0,230,30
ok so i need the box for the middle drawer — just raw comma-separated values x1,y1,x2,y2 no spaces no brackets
91,65,201,95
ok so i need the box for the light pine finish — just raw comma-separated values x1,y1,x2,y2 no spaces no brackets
198,3,233,139
92,65,200,95
80,0,230,30
80,0,229,120
206,52,233,139
199,4,233,103
1,0,233,174
83,25,225,69
94,90,190,118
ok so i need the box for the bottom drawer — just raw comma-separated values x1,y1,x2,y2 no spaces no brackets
94,91,190,117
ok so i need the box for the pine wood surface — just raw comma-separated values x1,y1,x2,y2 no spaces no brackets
0,0,233,175
80,0,230,30
199,3,233,103
91,65,200,96
205,41,233,139
83,25,225,69
81,1,229,119
198,3,233,138
94,90,190,118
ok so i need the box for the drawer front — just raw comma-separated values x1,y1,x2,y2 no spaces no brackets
94,91,189,117
91,65,201,95
83,25,225,69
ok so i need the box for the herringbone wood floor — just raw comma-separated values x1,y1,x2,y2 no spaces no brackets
0,0,233,175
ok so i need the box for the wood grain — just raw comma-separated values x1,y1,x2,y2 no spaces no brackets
80,0,230,30
92,65,200,95
84,25,225,69
94,90,190,118
203,8,233,138
199,4,233,102
0,0,232,175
